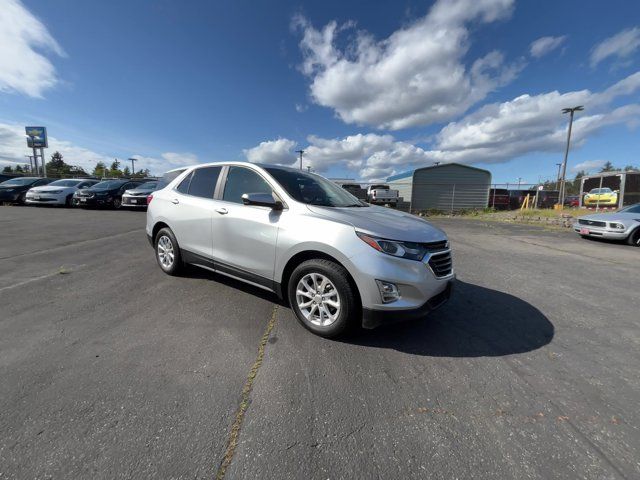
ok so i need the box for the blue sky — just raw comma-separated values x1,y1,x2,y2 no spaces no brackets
0,0,639,184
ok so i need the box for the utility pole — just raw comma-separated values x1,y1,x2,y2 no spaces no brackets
559,106,584,208
555,163,562,190
128,157,137,176
517,177,523,189
295,150,305,171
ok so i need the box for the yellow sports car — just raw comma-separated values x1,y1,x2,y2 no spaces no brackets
583,188,619,206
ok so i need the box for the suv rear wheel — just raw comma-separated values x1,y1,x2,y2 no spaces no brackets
155,227,183,275
288,259,358,338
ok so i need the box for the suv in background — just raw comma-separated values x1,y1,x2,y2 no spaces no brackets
0,177,55,204
147,162,454,338
121,181,158,208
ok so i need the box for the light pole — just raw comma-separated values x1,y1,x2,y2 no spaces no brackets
559,106,584,208
555,163,562,190
295,150,305,170
26,135,40,176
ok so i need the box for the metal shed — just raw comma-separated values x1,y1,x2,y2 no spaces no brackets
579,171,640,207
387,163,491,212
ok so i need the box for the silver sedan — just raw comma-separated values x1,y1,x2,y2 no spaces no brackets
574,203,640,246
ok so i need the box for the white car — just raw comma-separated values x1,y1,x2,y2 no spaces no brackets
26,178,99,207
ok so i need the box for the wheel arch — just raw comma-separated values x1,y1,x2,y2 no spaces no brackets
152,221,171,242
279,250,362,310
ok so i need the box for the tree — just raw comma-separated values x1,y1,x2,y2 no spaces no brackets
600,161,616,172
15,165,24,173
123,166,131,177
624,165,638,172
93,161,107,177
2,166,12,173
567,170,587,195
46,151,71,177
109,159,122,177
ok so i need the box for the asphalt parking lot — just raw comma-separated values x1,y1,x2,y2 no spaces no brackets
1,207,639,479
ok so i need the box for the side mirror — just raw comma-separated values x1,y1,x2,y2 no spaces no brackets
241,192,283,210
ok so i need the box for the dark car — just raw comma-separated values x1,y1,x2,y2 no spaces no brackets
0,177,55,204
489,188,509,210
121,181,158,208
73,179,146,208
564,195,580,207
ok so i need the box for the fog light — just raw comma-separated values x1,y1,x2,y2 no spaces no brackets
376,280,400,303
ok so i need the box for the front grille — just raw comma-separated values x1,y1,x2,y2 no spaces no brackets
578,219,606,227
421,240,449,253
428,251,453,277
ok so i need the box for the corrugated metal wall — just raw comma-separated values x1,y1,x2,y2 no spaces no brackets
410,164,491,211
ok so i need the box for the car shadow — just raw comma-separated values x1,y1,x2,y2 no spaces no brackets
344,280,554,357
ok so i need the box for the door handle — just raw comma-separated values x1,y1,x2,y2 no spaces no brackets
215,207,228,215
171,198,179,204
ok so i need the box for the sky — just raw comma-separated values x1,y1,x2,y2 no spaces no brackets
0,0,639,184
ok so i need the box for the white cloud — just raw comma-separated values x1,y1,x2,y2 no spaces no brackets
293,0,520,130
571,160,606,173
591,27,640,67
244,72,640,181
0,0,65,97
0,122,197,175
529,35,567,58
243,138,298,165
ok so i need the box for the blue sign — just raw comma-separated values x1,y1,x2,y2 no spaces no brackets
25,126,48,148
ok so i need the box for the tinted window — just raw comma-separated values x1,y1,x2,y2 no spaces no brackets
176,172,192,194
620,204,640,213
188,167,221,199
34,179,53,186
157,168,187,189
92,180,126,189
265,168,363,207
223,167,272,204
138,181,157,190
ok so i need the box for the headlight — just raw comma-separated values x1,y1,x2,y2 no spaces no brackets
609,222,625,230
357,232,428,261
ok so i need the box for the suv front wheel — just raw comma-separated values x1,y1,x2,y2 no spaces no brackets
288,259,358,338
155,227,184,275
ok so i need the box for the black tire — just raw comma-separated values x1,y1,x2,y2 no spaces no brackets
154,227,184,275
627,228,640,247
287,259,359,338
113,197,122,209
17,193,26,205
65,194,73,207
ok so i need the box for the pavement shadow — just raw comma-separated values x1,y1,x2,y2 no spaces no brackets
346,280,554,357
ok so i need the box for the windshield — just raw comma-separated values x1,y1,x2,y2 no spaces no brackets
0,178,37,186
589,188,612,194
91,180,125,189
619,204,640,213
49,179,82,187
137,181,157,190
265,168,366,207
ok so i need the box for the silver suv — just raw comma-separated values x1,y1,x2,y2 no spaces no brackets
146,162,454,337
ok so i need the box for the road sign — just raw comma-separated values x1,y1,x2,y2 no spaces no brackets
25,126,48,148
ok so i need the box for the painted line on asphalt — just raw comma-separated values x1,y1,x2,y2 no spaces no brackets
215,305,279,480
0,264,87,293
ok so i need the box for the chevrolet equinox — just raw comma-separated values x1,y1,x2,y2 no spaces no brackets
146,162,454,337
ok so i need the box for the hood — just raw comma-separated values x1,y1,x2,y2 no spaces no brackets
30,185,72,192
580,212,638,221
306,205,447,242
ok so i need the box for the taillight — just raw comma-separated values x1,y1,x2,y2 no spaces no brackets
147,194,153,204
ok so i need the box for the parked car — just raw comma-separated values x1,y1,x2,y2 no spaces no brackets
121,181,158,208
573,203,640,246
147,163,454,338
25,178,99,206
489,188,509,209
583,188,619,207
74,179,146,208
0,177,55,204
367,184,399,205
338,183,368,201
564,195,580,207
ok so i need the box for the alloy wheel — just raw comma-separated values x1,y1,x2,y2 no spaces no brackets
157,235,175,268
295,273,341,326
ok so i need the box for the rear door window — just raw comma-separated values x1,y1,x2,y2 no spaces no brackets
188,167,222,199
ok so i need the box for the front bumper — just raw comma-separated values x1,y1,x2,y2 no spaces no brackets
121,195,148,207
362,280,454,328
583,198,618,206
573,224,629,240
75,196,112,207
25,193,66,205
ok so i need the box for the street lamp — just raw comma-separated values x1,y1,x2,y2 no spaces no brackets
295,150,305,170
558,105,584,208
